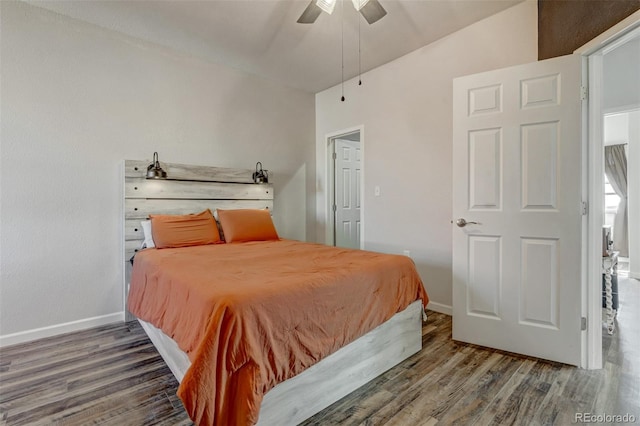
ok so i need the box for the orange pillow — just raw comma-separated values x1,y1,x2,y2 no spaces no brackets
150,209,222,249
217,209,279,243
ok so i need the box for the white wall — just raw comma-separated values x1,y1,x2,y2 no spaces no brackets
315,1,538,310
0,1,315,343
603,37,640,112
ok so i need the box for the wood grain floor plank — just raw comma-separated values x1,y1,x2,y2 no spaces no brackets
0,344,159,405
0,337,153,384
4,361,168,424
0,278,638,425
434,353,521,425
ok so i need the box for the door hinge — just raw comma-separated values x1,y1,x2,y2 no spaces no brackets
332,204,337,212
332,152,337,160
581,201,588,215
581,317,587,331
581,86,588,101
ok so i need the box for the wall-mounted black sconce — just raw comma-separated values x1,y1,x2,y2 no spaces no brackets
252,162,269,184
146,152,167,179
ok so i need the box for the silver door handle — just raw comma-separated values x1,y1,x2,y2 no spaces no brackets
453,218,479,227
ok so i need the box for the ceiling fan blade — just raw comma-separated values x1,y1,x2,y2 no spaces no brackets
297,1,322,24
360,0,387,24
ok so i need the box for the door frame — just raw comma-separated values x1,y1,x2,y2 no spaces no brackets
575,11,640,369
325,125,365,248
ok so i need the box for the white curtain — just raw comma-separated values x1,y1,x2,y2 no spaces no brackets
605,144,628,257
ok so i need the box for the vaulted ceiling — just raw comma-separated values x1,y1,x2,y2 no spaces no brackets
28,0,526,93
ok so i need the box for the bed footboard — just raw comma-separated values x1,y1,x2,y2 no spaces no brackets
138,300,423,425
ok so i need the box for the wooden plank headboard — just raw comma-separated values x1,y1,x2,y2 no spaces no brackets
123,160,274,261
122,159,274,320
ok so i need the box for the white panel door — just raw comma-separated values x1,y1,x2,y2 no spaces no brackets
335,139,361,249
452,55,583,366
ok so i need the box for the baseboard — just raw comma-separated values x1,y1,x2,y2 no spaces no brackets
426,301,452,316
629,271,640,280
0,312,125,348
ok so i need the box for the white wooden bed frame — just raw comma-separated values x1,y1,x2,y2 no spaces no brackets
123,159,423,425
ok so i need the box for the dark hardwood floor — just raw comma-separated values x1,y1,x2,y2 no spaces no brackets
1,279,638,425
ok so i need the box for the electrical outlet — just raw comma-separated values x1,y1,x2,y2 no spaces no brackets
374,186,381,196
403,250,411,257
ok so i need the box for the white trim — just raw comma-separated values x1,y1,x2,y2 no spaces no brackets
426,301,452,316
580,54,591,370
630,272,640,280
603,103,640,115
0,312,124,348
327,138,336,246
324,125,365,248
586,52,605,370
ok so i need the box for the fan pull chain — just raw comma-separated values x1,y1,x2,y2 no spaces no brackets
358,12,362,86
341,0,345,101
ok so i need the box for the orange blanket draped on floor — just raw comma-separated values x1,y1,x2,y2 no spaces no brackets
128,240,428,425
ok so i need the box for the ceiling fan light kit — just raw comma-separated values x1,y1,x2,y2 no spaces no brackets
315,0,369,13
351,0,370,11
359,0,387,24
316,0,337,14
297,0,385,24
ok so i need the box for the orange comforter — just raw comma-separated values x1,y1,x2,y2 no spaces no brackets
128,240,428,425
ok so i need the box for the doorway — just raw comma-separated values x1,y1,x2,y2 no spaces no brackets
582,18,640,369
599,38,639,367
327,129,362,249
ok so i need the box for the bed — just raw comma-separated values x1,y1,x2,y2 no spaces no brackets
122,160,428,425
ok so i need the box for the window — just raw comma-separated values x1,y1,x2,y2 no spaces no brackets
604,175,620,212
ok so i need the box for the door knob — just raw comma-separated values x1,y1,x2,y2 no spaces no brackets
454,218,479,227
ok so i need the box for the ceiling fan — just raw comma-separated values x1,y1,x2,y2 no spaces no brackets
297,0,387,24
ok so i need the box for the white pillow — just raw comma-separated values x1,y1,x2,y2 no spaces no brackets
141,220,155,248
